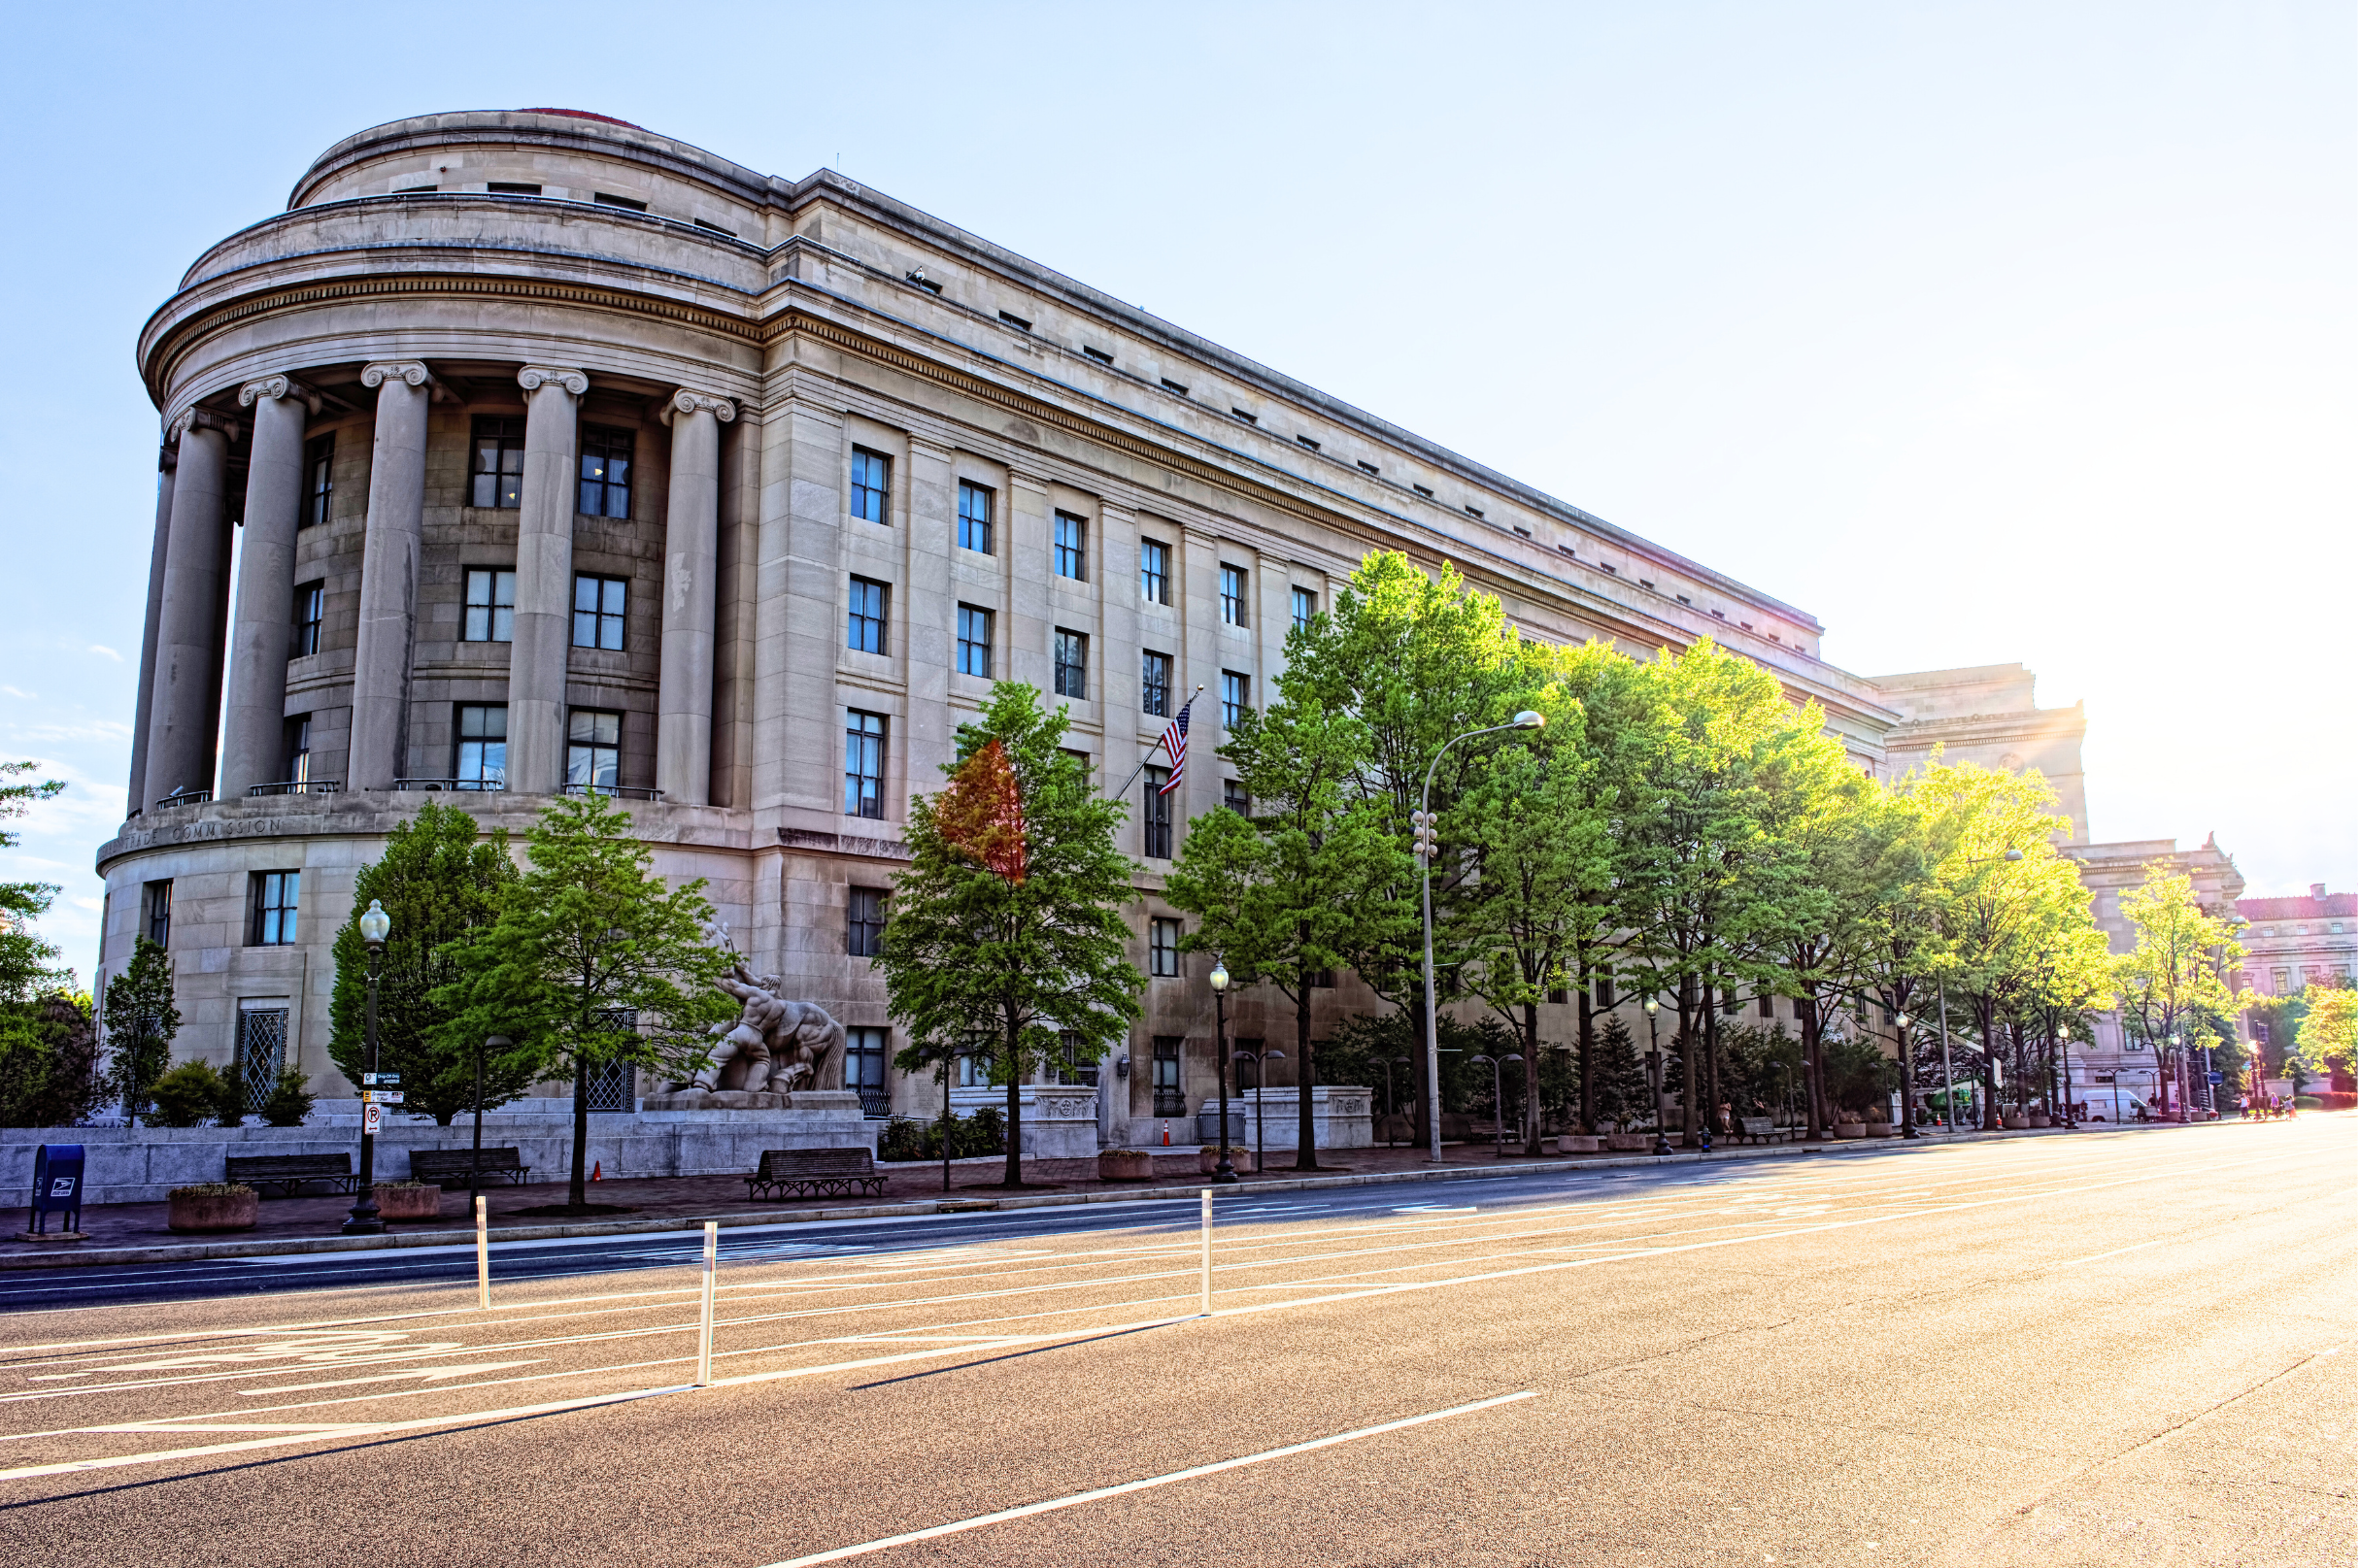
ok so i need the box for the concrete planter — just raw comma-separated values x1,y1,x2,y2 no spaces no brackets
1870,1122,1905,1138
1096,1150,1153,1182
1604,1133,1653,1151
2029,1113,2051,1128
2003,1112,2032,1130
1833,1122,1868,1140
167,1185,257,1233
1559,1135,1607,1154
373,1183,443,1220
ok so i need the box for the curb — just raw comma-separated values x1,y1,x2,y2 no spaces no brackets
0,1122,2141,1275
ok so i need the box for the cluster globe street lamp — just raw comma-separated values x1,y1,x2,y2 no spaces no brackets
342,898,391,1236
1415,710,1545,1161
1643,996,1671,1157
1208,960,1238,1184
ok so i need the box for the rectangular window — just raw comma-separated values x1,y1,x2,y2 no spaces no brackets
470,417,525,509
846,1027,890,1118
957,605,994,678
572,575,627,650
1221,670,1251,729
1595,975,1617,1010
1143,767,1173,859
302,434,333,528
1759,993,1775,1019
998,310,1031,332
847,576,889,654
1141,651,1172,718
1223,778,1250,816
1054,1030,1100,1087
1220,563,1248,625
1054,512,1087,581
850,447,892,523
455,704,507,788
250,870,300,947
848,886,887,958
463,568,516,643
285,716,312,785
1054,629,1089,699
1291,585,1317,632
1140,539,1171,606
593,191,648,211
487,181,542,195
1149,917,1181,978
578,427,633,518
958,481,995,554
143,880,172,949
292,581,325,657
845,710,887,818
566,709,622,792
1153,1036,1185,1117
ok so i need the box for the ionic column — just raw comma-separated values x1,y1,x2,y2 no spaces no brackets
348,362,432,790
218,376,318,798
506,365,588,795
657,389,734,805
143,408,237,809
125,444,176,816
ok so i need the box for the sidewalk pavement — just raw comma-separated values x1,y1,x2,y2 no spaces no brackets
2,1119,2219,1273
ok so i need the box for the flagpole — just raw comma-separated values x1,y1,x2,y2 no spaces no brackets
1107,685,1201,799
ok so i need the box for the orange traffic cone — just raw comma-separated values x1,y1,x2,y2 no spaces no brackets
591,1161,602,1182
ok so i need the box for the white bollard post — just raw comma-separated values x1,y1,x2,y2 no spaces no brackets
696,1220,718,1386
475,1195,489,1311
1200,1188,1213,1318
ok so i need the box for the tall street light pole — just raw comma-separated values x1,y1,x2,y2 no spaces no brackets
1209,960,1237,1184
342,899,390,1236
1896,1012,1919,1138
1644,996,1670,1157
1414,711,1544,1163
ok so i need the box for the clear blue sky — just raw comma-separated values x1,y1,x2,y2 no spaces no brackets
2,2,2351,979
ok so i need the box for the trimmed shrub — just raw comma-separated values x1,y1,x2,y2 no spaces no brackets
149,1061,233,1128
258,1068,315,1126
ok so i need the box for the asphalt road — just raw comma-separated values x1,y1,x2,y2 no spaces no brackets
0,1118,2347,1566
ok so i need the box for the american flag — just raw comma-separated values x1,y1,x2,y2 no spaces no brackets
1156,701,1192,794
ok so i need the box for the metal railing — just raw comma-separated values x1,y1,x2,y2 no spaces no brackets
248,780,342,797
560,784,664,801
392,778,506,792
154,789,212,809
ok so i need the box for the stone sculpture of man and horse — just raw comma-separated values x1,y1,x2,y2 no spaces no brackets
646,923,847,1109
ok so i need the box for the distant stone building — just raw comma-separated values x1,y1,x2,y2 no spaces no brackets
2235,884,2357,1000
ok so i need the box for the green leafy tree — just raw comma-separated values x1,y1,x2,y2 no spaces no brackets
437,793,734,1208
1454,650,1611,1152
100,937,178,1126
329,801,534,1125
2112,865,2251,1117
1589,1014,1655,1132
0,990,103,1127
1286,551,1529,1134
2293,984,2356,1084
1167,690,1406,1169
878,684,1144,1187
0,762,69,1007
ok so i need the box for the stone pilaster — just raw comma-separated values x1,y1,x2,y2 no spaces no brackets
900,437,956,795
751,397,845,816
218,375,319,798
143,408,238,808
348,361,432,789
125,444,175,816
506,365,589,795
657,389,735,805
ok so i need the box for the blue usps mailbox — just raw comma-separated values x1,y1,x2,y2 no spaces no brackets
27,1144,84,1237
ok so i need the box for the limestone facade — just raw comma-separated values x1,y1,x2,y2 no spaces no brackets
94,108,2180,1147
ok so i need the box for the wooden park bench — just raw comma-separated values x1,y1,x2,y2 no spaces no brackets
409,1147,532,1189
1736,1117,1782,1145
223,1153,359,1198
745,1148,887,1201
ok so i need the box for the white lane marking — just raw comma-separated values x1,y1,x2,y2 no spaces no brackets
239,1361,545,1395
754,1390,1540,1567
0,1384,691,1482
2055,1238,2170,1267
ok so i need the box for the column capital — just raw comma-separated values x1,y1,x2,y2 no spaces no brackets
360,360,434,391
167,407,241,445
518,364,590,396
662,388,737,425
238,374,322,414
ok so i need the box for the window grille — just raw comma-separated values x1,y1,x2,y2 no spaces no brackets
236,1008,287,1113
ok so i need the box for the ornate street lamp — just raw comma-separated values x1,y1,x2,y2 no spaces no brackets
1208,960,1237,1184
2056,1026,2074,1127
342,899,391,1235
1414,710,1544,1162
1644,996,1670,1157
1896,1013,1920,1138
1468,1051,1524,1158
